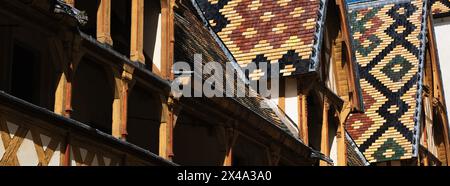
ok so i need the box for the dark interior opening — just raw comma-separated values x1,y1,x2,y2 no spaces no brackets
232,136,269,166
11,44,41,106
111,0,131,57
72,58,114,134
173,112,225,165
127,86,162,154
75,0,100,37
307,94,323,151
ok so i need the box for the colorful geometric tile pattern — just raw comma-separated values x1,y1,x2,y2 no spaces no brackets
195,0,326,79
431,0,450,17
345,0,427,163
174,2,298,137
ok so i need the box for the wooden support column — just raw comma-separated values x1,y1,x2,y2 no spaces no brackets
299,93,308,145
159,96,171,160
336,121,346,166
54,71,73,117
130,0,145,63
320,98,330,166
97,0,113,45
422,128,430,166
421,95,430,166
159,95,180,160
112,64,135,139
49,28,83,165
50,29,83,118
160,0,175,79
337,104,350,166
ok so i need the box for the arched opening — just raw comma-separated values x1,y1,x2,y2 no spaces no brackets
126,85,162,154
173,112,225,166
72,58,114,134
111,0,131,57
74,0,100,37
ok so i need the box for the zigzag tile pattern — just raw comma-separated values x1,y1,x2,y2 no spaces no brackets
196,0,323,79
345,0,426,163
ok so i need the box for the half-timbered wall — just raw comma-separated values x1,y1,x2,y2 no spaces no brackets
0,97,171,166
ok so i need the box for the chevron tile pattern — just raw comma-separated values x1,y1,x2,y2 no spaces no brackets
345,0,426,163
196,0,324,79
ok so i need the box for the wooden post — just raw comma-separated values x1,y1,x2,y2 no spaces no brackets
159,95,179,160
160,0,175,79
159,96,170,160
337,120,346,166
130,0,145,63
299,93,308,145
112,65,134,139
97,0,113,45
54,72,73,117
320,98,330,166
338,104,351,166
422,99,430,166
49,33,80,118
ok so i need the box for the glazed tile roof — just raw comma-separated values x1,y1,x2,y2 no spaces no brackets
174,1,304,141
344,0,428,163
195,0,327,79
346,132,370,166
431,0,450,17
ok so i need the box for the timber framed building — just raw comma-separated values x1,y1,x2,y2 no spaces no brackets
0,0,448,166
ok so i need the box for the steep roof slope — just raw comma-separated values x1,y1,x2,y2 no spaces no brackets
173,0,334,164
195,0,327,79
344,0,428,163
